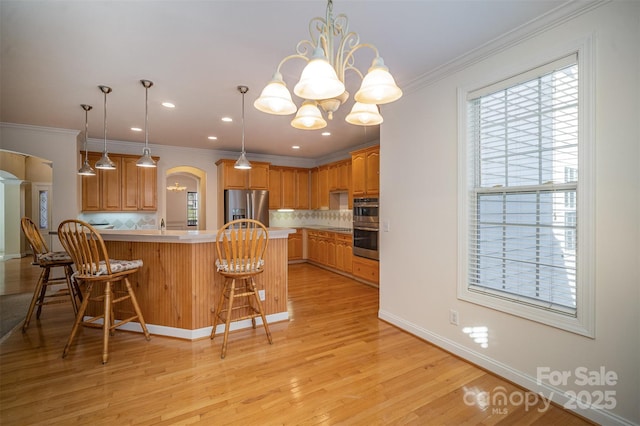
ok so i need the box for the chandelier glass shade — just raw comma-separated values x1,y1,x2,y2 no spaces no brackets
77,104,96,176
137,79,157,168
254,0,402,129
95,85,116,170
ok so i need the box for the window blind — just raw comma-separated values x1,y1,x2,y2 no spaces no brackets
467,56,579,315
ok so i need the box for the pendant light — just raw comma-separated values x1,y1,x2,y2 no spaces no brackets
136,79,157,168
95,85,116,170
77,104,96,176
234,85,251,170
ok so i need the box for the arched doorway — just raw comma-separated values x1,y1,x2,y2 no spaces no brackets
165,166,206,230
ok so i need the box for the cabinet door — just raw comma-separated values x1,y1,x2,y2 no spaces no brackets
269,168,282,209
310,168,319,210
81,152,101,211
351,151,366,196
101,157,121,211
281,168,296,209
288,230,303,260
328,164,339,191
249,163,269,190
295,169,310,210
318,166,329,209
365,148,380,196
327,237,336,268
122,157,140,210
138,165,157,210
220,161,247,189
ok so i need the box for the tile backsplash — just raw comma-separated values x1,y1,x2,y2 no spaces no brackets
269,209,352,229
79,213,157,230
79,209,352,230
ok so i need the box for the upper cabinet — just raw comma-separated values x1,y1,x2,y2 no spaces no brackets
269,166,310,210
81,152,158,212
122,156,158,211
351,145,379,197
329,159,351,192
216,159,270,190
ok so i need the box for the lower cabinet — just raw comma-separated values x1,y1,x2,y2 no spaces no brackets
288,229,303,260
352,256,379,285
302,230,358,277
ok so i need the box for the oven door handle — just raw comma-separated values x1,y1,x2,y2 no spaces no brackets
354,226,379,231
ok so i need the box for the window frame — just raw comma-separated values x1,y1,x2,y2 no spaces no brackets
457,37,595,337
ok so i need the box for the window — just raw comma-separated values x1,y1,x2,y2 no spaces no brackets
458,49,594,337
187,192,198,227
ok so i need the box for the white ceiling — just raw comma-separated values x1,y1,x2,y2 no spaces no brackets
1,0,572,160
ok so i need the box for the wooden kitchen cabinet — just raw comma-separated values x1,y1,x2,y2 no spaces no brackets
318,165,329,209
122,156,158,211
351,145,379,197
216,159,270,190
352,256,379,284
78,153,118,211
329,159,351,192
335,233,353,273
288,229,303,261
270,166,310,210
82,152,158,212
310,168,319,210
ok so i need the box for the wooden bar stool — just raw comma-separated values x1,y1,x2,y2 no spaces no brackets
211,219,273,358
57,219,150,364
20,217,82,332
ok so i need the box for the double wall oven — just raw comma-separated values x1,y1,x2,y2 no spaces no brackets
353,197,379,260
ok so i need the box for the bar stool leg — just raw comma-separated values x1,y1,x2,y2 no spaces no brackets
221,279,237,359
22,268,48,332
63,282,93,359
102,282,112,364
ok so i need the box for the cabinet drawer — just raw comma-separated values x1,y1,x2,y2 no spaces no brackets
352,256,379,284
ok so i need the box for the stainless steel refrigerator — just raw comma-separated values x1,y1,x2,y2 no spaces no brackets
223,189,270,226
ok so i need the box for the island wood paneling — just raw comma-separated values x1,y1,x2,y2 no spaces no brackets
102,237,288,332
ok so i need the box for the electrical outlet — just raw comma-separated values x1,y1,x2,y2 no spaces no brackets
258,289,265,301
449,309,459,326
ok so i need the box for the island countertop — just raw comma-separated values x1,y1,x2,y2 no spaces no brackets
98,227,295,243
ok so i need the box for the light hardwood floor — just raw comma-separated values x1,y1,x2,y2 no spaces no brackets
0,258,592,425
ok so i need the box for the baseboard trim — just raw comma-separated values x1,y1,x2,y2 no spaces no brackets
378,309,636,426
86,311,289,341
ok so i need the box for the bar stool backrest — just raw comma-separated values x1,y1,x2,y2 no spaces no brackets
21,217,50,264
58,219,113,277
216,219,268,275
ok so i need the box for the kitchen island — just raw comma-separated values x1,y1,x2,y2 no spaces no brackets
96,228,294,340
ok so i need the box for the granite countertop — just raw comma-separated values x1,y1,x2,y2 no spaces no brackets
295,225,352,235
97,227,295,243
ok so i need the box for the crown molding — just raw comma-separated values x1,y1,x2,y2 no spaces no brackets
403,0,608,92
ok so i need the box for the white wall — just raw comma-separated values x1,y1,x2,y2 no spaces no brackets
380,2,639,425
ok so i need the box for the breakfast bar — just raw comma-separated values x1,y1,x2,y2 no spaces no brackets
96,228,294,340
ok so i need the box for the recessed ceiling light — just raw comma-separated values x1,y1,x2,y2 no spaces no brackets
208,136,218,140
221,117,232,122
131,127,142,132
162,102,175,108
292,145,300,149
322,132,331,136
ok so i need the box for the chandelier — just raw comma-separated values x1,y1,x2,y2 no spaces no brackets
254,0,402,130
167,182,187,192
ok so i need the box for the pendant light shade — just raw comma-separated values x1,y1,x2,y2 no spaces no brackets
136,79,157,168
253,72,297,115
234,85,252,170
354,57,403,105
345,102,383,126
95,85,116,170
291,100,327,130
77,104,96,176
294,47,345,101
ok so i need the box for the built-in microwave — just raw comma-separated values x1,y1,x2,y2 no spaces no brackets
353,198,379,260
